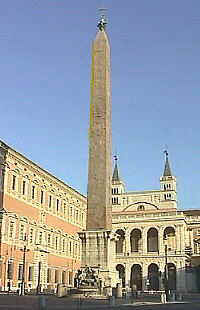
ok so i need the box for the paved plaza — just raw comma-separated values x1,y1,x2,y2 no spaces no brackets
0,295,199,310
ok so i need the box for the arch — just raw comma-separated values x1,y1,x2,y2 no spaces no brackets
130,264,142,290
130,229,142,252
147,228,158,252
123,202,159,212
163,227,176,250
116,229,125,254
167,263,176,290
116,264,125,287
148,263,159,290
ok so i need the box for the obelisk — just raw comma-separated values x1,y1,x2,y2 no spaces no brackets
79,14,118,287
87,14,112,230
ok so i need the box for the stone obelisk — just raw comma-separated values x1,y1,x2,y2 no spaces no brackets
87,15,112,230
79,15,118,287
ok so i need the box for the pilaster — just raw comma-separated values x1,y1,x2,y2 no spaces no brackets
125,263,131,287
142,228,148,254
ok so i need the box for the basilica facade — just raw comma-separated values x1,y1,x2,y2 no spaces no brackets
111,154,200,292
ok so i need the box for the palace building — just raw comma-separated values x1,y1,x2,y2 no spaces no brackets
0,140,87,292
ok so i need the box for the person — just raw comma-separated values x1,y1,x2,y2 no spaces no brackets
7,281,11,293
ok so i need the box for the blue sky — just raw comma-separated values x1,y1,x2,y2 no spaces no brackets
1,0,200,210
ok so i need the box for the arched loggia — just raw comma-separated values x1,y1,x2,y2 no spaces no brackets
116,264,125,287
116,229,125,254
147,228,158,252
130,264,142,290
130,229,142,252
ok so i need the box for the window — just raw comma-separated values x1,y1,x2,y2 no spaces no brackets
137,205,145,211
9,221,14,238
41,190,44,204
63,204,66,216
62,239,65,252
75,243,78,256
49,195,52,208
39,231,42,245
22,180,26,195
69,241,72,255
19,224,25,240
112,197,118,204
70,207,73,217
29,228,34,244
7,262,14,280
56,199,59,212
12,175,16,190
76,210,79,223
47,234,51,247
28,266,34,281
55,237,58,250
18,264,23,280
32,186,35,199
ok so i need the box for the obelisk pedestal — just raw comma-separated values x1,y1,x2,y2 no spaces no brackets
78,16,119,288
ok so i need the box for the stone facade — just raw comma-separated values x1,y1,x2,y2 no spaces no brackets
111,158,200,292
0,141,87,292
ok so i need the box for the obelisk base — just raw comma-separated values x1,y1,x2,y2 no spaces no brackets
78,230,119,287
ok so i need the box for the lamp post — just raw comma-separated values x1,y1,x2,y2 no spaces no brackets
20,235,29,296
36,261,42,295
163,237,169,301
35,247,49,295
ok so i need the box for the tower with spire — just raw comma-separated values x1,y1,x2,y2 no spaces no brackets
160,151,177,209
112,156,125,206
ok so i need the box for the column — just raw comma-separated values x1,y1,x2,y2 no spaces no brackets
179,225,184,254
142,228,148,254
158,226,165,255
125,263,131,288
176,225,181,253
126,232,131,255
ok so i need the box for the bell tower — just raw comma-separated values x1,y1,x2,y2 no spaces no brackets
160,151,177,209
112,156,125,208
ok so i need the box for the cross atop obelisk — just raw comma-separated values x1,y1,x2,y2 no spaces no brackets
86,11,112,230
